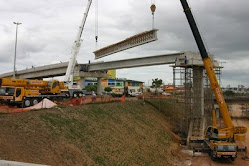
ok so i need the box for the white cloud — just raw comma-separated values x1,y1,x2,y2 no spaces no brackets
0,0,249,87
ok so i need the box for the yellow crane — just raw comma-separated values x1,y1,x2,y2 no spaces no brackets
179,0,247,161
0,77,68,107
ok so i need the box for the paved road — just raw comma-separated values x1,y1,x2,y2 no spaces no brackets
0,160,48,166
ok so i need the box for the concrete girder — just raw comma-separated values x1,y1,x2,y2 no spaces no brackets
0,62,69,79
94,29,158,59
89,52,184,71
77,72,108,78
0,52,186,79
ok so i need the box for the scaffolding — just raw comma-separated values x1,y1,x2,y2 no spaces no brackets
172,62,221,139
241,103,249,118
173,66,193,136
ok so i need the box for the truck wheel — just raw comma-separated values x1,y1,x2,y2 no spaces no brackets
79,92,83,97
210,151,216,161
57,97,63,102
23,99,31,107
65,92,70,98
230,157,235,161
73,93,78,98
32,98,39,106
17,103,23,108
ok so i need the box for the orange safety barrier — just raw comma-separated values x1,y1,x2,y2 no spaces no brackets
120,95,126,103
0,95,126,114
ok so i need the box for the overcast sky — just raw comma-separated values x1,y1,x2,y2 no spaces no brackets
0,0,249,87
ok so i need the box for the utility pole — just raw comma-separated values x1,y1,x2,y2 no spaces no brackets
13,22,22,78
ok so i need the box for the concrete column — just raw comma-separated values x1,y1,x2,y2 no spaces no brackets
193,67,204,117
97,77,103,95
79,77,85,89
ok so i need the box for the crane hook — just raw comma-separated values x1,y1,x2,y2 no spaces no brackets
150,4,156,15
150,4,156,29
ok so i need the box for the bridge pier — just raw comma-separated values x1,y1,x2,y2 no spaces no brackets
77,71,107,95
193,67,204,117
173,53,221,145
97,77,103,95
79,77,85,89
187,67,205,146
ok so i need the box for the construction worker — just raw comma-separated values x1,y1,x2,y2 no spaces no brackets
92,91,96,102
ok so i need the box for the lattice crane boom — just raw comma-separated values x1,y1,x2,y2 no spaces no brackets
64,0,92,82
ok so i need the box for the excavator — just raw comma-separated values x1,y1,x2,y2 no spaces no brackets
179,0,247,161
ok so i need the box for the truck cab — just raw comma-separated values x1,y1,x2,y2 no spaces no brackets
0,87,15,104
209,140,237,161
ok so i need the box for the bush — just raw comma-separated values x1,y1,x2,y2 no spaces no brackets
104,87,112,92
223,90,235,96
85,85,97,92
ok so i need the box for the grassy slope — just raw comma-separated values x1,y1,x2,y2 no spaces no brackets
0,100,184,166
144,98,184,132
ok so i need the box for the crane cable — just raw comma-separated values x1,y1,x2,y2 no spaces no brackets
150,0,156,29
95,0,98,48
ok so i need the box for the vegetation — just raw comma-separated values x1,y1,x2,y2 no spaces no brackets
152,78,163,94
85,85,97,92
145,98,184,133
223,90,235,96
104,86,112,92
0,100,184,165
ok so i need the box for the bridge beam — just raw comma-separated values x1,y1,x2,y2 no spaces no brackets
0,52,189,79
94,29,158,59
0,62,69,79
89,52,184,71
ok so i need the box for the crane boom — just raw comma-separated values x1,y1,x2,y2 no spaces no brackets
64,0,92,82
179,0,247,161
179,0,233,128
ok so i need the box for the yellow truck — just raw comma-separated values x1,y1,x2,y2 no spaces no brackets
0,77,68,107
207,140,237,161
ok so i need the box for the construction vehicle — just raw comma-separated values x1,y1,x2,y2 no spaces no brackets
0,77,68,107
0,1,92,104
179,0,247,161
64,0,92,97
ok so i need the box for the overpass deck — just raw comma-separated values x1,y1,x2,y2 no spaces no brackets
0,52,188,79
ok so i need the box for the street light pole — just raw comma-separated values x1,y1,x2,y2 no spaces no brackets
13,22,22,78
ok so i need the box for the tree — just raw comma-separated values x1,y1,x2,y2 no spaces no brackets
152,78,163,95
223,90,235,97
85,85,97,92
104,87,112,92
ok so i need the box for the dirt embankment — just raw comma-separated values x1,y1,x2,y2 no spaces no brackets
0,100,186,166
